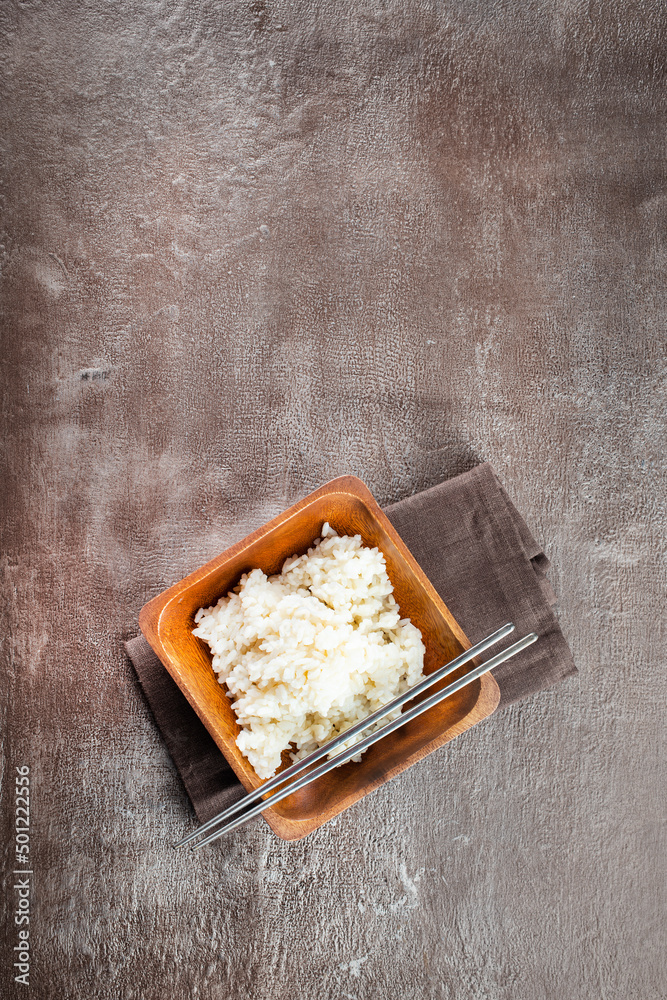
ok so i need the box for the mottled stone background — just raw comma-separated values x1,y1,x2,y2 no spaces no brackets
1,1,665,998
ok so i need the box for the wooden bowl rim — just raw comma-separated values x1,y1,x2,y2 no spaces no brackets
139,475,500,839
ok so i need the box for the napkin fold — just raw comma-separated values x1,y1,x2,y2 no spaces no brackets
125,464,576,822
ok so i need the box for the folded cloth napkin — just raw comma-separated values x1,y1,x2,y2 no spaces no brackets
125,463,576,822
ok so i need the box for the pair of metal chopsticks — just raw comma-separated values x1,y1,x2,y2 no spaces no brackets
174,623,537,850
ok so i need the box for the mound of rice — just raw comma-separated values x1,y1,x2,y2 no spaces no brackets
193,523,426,779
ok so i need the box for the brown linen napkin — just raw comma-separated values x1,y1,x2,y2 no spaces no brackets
125,463,576,822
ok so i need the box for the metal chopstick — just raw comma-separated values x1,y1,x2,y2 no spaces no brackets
174,622,515,850
188,631,538,851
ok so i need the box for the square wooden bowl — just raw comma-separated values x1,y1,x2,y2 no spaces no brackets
139,475,500,840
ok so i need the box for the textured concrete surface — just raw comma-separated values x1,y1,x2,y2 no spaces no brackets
1,1,665,998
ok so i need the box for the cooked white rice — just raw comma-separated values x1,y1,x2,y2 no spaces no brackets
193,523,426,779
